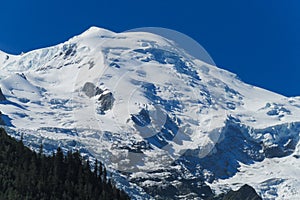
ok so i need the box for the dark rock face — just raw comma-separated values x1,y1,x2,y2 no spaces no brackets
216,184,262,200
82,82,114,113
0,88,6,101
82,82,103,98
97,92,114,112
112,140,151,153
0,111,5,125
62,43,77,59
130,168,214,200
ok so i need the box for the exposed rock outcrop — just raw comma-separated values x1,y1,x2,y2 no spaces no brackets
97,91,114,112
82,82,103,98
0,111,5,125
82,82,114,113
212,184,262,200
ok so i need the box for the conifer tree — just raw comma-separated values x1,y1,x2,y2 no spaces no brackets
0,128,130,200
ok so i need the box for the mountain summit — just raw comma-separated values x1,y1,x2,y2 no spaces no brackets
0,27,299,199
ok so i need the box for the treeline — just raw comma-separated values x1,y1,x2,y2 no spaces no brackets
0,128,130,200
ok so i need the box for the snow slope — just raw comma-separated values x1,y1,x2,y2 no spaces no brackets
0,27,299,199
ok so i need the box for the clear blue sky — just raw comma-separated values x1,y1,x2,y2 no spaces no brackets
0,0,299,96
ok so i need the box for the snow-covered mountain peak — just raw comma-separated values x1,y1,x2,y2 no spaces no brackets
0,26,299,199
73,26,116,42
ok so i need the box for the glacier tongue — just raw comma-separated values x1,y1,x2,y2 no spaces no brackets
0,26,300,199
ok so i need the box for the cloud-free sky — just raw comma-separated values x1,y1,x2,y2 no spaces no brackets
0,0,299,96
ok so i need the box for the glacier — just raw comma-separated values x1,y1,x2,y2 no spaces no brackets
0,26,299,199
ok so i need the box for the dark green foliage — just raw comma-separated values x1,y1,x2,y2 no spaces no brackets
0,128,130,200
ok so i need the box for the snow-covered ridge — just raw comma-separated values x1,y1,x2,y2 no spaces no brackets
0,26,299,199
